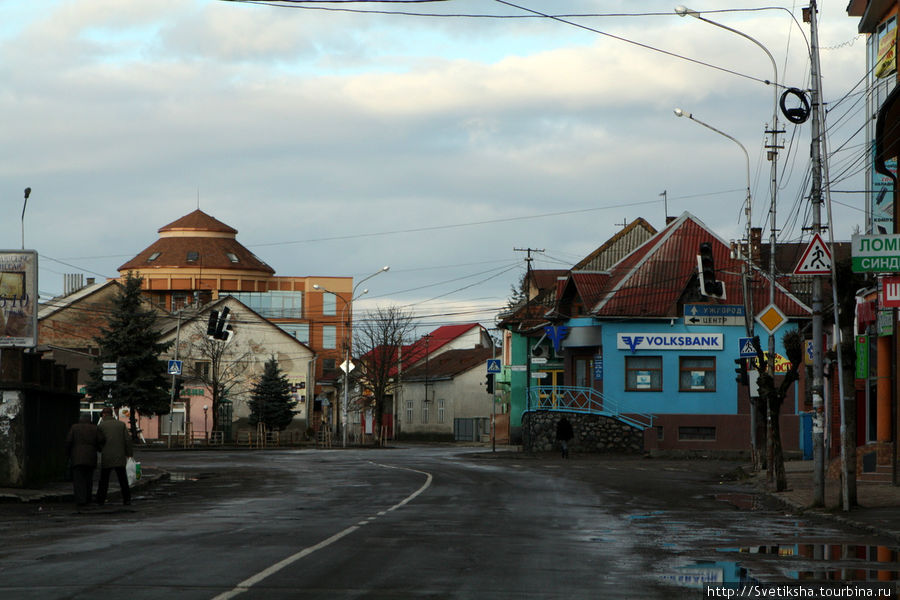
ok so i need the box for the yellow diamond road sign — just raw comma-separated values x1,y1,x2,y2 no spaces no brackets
756,304,787,334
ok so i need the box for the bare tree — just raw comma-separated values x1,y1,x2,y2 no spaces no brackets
353,305,416,442
180,321,253,434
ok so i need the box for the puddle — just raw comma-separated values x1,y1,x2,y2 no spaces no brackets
664,545,900,589
715,493,767,511
717,544,900,563
659,560,759,589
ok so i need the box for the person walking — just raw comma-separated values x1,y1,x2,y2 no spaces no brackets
556,416,574,459
65,413,106,508
96,407,134,506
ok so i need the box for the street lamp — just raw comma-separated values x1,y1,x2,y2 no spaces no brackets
314,265,389,448
21,187,31,250
675,4,782,483
673,108,752,288
674,106,757,463
203,405,209,444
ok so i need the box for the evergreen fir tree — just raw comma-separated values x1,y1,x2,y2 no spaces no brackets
85,272,173,438
249,357,297,431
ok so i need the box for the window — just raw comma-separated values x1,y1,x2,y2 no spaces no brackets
656,426,664,441
323,292,337,316
406,400,414,424
280,323,309,344
194,361,210,380
679,356,716,392
625,356,662,391
172,293,189,311
186,251,199,262
438,398,445,424
422,398,430,424
322,358,336,371
147,251,161,262
678,426,716,441
322,325,337,349
225,252,239,263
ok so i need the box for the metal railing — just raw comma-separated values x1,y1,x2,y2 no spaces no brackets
525,385,654,430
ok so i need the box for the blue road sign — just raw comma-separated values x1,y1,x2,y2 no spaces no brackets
738,337,757,358
168,360,183,376
486,359,501,374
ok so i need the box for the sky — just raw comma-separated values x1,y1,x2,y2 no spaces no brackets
0,0,871,337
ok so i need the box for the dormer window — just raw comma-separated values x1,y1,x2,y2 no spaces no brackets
147,252,161,262
226,252,239,263
186,251,199,262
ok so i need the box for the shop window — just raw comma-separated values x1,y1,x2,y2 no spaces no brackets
679,356,716,392
678,426,716,441
625,356,662,391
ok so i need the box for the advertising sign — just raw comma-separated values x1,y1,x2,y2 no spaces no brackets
0,250,38,348
851,234,900,272
616,333,723,353
883,276,900,308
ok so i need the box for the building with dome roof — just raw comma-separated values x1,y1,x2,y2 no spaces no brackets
117,209,354,432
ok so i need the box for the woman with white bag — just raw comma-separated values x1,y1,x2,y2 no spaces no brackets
96,407,134,506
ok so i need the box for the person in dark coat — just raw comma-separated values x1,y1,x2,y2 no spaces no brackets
556,416,574,459
65,413,105,507
96,407,134,506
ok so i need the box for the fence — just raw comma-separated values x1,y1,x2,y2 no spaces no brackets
525,385,654,430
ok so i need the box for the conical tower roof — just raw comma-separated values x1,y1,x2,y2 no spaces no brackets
118,209,275,275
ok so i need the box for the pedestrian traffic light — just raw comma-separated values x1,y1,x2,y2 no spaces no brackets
697,242,725,298
734,358,748,386
485,373,494,394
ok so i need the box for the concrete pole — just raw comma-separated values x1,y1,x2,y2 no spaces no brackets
809,1,826,507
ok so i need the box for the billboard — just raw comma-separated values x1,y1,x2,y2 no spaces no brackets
0,250,38,348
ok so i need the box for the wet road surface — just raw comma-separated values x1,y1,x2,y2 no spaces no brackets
0,447,896,599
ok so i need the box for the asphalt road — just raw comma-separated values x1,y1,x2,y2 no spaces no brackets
0,446,896,599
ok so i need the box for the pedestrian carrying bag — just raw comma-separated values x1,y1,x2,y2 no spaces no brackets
126,457,137,486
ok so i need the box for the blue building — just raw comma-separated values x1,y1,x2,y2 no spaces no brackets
503,213,812,453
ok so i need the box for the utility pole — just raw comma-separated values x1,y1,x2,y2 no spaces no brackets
808,1,826,507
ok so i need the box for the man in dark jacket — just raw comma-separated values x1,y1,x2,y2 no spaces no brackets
96,407,134,506
65,413,105,507
556,416,574,459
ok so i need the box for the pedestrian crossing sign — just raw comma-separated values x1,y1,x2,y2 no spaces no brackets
793,233,832,275
739,337,757,358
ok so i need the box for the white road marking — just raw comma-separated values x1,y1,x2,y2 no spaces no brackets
211,462,432,600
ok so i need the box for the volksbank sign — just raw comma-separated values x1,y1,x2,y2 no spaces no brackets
617,333,724,353
852,234,900,273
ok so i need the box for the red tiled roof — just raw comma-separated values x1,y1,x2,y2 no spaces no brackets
401,323,483,368
403,347,495,380
592,213,810,318
118,210,275,274
159,209,237,234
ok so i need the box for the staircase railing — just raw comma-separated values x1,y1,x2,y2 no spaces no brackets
525,385,654,430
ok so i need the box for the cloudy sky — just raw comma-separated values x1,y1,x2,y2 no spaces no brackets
1,0,869,335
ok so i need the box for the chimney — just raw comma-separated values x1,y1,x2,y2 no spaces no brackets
750,228,762,264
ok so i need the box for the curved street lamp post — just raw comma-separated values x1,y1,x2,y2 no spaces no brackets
314,265,389,447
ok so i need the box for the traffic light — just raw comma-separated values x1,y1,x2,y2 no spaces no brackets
697,242,725,298
206,310,219,337
734,358,748,386
206,307,234,341
485,373,494,394
173,377,184,399
214,306,230,340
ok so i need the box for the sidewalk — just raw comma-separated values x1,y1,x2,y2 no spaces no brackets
0,467,166,504
752,459,900,543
